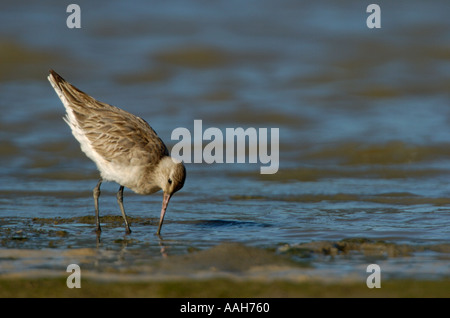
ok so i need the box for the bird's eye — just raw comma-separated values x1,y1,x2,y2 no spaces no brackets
168,178,172,185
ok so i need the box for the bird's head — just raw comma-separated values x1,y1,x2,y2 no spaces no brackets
155,156,186,235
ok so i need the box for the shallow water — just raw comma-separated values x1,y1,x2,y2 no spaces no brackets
0,1,449,283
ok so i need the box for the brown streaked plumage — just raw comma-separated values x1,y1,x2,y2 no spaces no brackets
47,69,186,235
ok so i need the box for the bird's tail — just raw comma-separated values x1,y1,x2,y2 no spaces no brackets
47,69,97,109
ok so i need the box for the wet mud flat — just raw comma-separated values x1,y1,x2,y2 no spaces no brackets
0,216,448,297
0,277,449,298
0,0,449,299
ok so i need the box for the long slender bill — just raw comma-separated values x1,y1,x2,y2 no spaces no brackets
156,192,171,235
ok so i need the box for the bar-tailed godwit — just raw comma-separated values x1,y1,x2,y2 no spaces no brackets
48,70,186,235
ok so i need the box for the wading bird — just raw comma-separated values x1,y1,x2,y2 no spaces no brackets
48,70,186,235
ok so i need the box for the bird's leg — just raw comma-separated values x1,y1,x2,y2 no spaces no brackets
117,186,132,234
93,178,102,233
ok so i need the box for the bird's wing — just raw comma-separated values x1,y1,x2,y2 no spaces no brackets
48,70,169,166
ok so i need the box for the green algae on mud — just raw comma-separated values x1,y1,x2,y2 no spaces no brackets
30,215,158,231
0,277,448,297
154,45,230,69
231,192,450,206
277,238,450,258
0,40,61,82
235,166,450,183
302,141,450,166
31,215,157,225
232,140,450,184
